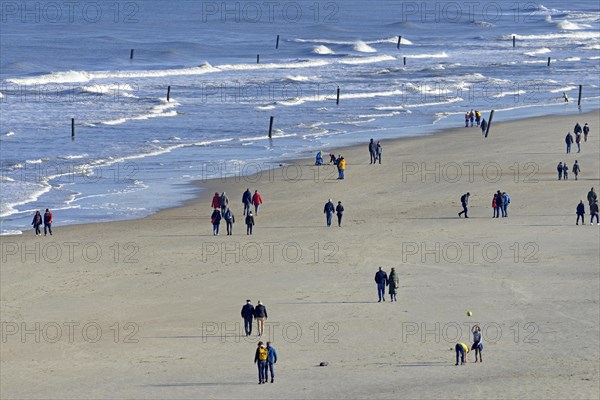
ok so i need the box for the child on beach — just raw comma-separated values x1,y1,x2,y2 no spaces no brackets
472,325,483,363
246,211,255,235
211,208,222,235
455,342,469,365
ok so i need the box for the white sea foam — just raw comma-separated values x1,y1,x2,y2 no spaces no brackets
550,86,578,93
4,131,15,137
58,153,89,160
255,105,276,110
338,55,395,65
563,57,581,61
405,52,448,59
313,45,335,55
556,20,591,30
491,90,527,98
524,47,551,56
503,32,600,41
285,75,320,82
353,41,377,53
0,230,23,236
292,37,412,45
404,97,463,108
101,99,179,125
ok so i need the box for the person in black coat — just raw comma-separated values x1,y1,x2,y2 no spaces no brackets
369,138,376,164
246,211,255,235
374,267,388,302
241,300,255,337
576,201,585,225
336,201,344,227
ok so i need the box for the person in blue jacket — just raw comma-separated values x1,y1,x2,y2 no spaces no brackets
265,342,278,383
324,199,335,227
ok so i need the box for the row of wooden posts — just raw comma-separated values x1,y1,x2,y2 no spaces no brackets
128,35,526,61
71,35,583,139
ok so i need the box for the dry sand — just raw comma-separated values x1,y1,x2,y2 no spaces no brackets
1,111,599,399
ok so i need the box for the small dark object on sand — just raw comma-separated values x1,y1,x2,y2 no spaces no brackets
319,362,329,367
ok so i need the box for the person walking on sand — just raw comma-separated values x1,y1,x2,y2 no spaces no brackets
374,267,388,302
574,122,582,138
241,300,255,337
469,109,475,127
494,191,504,218
254,301,268,337
336,201,344,227
563,162,569,180
458,192,470,218
369,138,376,164
472,325,483,363
475,110,481,127
43,209,53,236
31,211,42,236
219,191,229,215
575,131,582,153
588,188,597,207
211,192,220,211
557,162,563,180
388,267,399,302
337,157,346,180
245,211,255,235
252,190,262,214
562,92,569,102
492,193,498,218
223,208,235,235
455,342,470,365
211,208,222,236
376,141,382,164
254,341,268,384
480,118,487,135
590,201,599,225
583,123,590,142
265,342,278,383
573,160,581,180
324,199,335,227
465,111,470,128
502,191,510,218
565,132,573,154
242,188,252,216
576,200,585,225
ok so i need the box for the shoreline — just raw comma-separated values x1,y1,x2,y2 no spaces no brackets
3,106,599,238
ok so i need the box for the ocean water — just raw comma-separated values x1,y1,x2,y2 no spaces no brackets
1,0,599,234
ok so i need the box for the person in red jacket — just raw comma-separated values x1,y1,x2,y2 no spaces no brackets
252,190,263,215
43,209,53,236
211,192,220,211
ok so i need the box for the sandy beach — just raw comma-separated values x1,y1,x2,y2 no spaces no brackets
1,111,599,399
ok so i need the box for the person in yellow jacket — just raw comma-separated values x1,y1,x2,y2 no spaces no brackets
455,342,470,365
337,156,346,180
